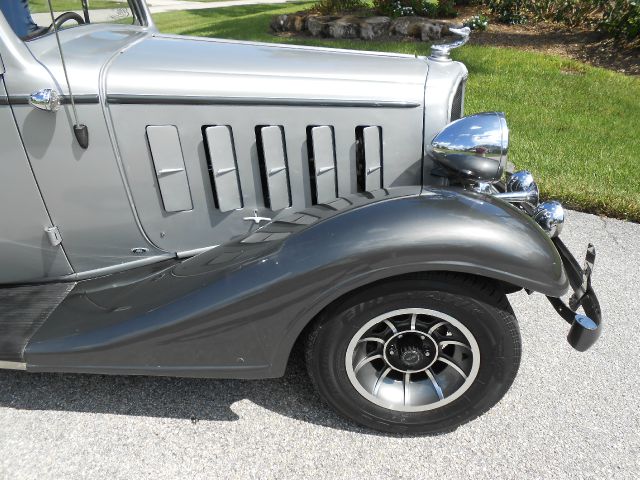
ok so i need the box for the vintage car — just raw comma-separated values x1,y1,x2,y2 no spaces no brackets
0,0,601,434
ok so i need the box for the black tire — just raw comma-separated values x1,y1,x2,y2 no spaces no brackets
305,273,521,434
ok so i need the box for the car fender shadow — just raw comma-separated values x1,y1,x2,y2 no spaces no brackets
0,350,391,436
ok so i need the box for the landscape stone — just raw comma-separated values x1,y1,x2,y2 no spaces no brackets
308,15,339,37
420,22,443,41
359,17,391,40
328,16,360,39
272,13,453,43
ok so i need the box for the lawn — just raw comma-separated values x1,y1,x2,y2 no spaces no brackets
153,2,640,221
29,0,126,13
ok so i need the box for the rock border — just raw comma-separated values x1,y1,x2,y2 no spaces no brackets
271,14,453,41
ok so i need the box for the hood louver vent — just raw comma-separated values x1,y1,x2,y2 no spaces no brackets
450,77,467,121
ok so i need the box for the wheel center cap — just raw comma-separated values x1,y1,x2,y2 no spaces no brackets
383,331,438,373
401,348,422,366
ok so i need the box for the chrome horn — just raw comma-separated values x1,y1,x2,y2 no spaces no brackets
430,27,471,61
492,170,540,208
533,201,565,237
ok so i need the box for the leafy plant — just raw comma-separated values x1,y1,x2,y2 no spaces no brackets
436,0,459,17
464,13,490,30
600,1,640,45
486,0,528,24
314,0,367,14
373,0,439,17
485,0,639,45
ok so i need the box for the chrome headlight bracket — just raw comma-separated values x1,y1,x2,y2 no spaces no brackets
469,170,564,238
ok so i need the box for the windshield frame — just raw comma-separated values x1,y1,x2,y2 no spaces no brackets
0,0,155,74
21,0,154,41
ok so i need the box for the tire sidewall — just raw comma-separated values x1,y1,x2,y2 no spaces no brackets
309,278,521,433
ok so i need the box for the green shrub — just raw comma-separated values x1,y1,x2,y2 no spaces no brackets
372,0,430,17
464,13,490,29
486,0,528,24
487,0,597,26
600,1,640,45
437,0,459,17
314,0,367,14
485,0,639,45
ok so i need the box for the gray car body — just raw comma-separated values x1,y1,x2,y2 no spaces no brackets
0,9,463,283
25,188,566,377
0,2,570,374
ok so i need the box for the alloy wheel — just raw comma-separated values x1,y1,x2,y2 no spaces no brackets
345,308,480,412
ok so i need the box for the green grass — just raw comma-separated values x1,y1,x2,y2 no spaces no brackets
153,2,640,221
29,0,126,13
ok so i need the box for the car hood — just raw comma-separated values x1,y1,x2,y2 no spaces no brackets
106,33,429,106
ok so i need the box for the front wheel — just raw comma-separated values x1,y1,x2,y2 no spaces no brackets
305,273,521,434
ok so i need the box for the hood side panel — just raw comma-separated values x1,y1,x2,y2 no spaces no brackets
106,35,428,105
103,34,428,253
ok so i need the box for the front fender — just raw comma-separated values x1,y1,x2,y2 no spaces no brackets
282,187,567,299
25,187,566,377
266,186,567,374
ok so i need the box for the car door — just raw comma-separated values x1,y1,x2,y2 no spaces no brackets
1,9,170,276
0,71,73,283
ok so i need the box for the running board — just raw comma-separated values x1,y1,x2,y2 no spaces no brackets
0,360,26,370
0,282,75,363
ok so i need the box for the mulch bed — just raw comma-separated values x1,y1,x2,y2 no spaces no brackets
438,5,639,76
467,20,639,76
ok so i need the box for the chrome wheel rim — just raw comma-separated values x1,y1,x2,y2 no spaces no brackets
345,308,480,412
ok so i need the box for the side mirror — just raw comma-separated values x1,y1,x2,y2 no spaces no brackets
431,112,509,182
29,88,60,112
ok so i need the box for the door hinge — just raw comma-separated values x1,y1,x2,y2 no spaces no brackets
45,226,62,247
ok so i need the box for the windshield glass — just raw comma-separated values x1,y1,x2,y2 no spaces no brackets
1,1,139,40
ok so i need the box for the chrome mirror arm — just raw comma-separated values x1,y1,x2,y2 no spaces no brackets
430,27,471,61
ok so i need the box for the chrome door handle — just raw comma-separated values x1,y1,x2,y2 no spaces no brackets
29,88,61,112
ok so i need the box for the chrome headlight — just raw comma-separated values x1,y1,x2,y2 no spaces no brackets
431,112,509,182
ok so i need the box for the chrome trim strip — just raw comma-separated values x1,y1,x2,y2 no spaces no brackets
0,94,99,105
176,245,218,259
0,360,27,370
60,254,175,281
1,255,174,286
107,94,421,109
99,33,170,254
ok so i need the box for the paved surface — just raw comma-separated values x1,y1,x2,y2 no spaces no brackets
31,0,298,24
1,209,639,479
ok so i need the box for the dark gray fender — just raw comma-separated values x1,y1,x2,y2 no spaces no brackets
25,187,567,378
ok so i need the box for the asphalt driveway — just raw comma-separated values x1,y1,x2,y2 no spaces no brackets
1,210,638,479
